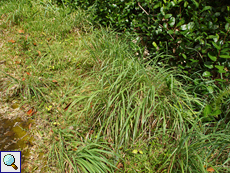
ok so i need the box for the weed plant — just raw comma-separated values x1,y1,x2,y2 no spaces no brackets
0,0,229,172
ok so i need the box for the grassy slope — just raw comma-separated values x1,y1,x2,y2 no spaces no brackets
0,0,229,172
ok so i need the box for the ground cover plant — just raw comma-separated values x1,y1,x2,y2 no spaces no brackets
0,0,229,172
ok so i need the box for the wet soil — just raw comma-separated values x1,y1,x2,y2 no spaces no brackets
0,114,34,171
0,89,45,172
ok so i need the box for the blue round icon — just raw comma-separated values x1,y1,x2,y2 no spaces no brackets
3,154,18,170
3,154,15,166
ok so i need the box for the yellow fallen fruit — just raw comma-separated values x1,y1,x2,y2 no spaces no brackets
132,149,138,154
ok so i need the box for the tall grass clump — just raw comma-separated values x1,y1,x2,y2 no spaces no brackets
66,28,202,145
48,131,118,172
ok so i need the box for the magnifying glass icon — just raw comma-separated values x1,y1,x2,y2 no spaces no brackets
3,154,18,170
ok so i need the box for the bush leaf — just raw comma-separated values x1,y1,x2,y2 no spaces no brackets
203,105,212,117
219,55,230,59
212,42,221,50
208,53,217,61
203,71,212,77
